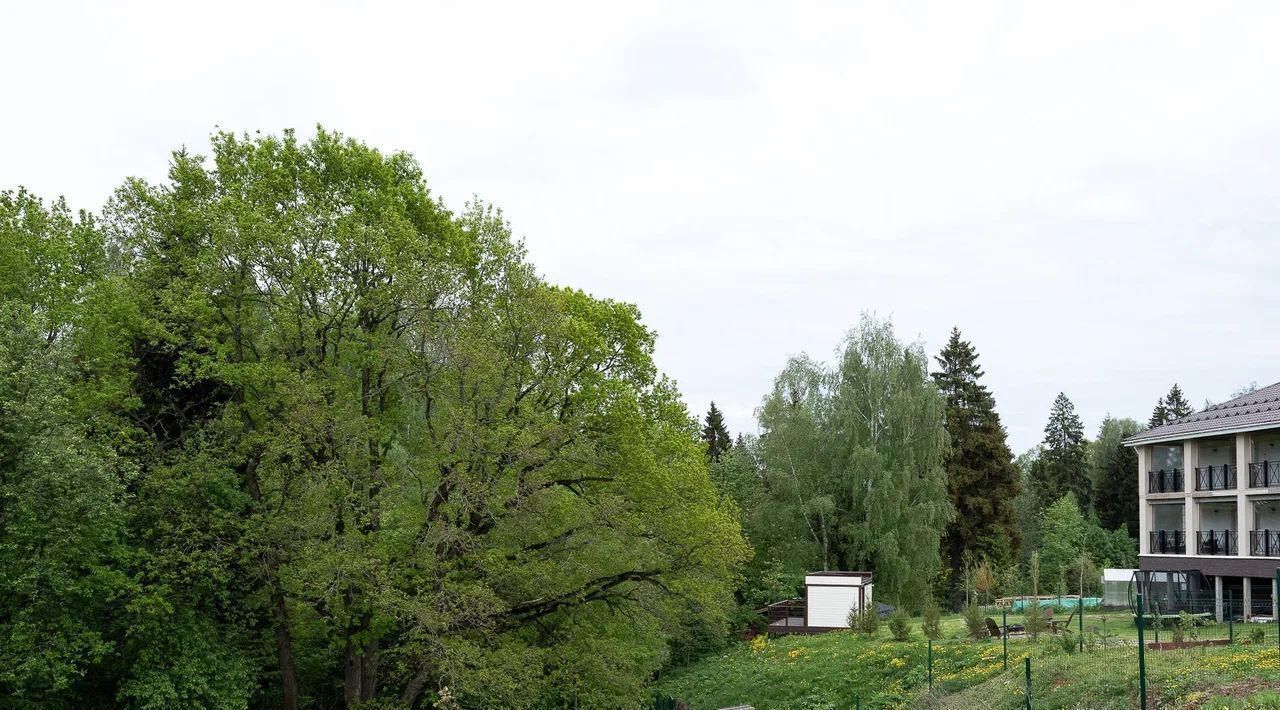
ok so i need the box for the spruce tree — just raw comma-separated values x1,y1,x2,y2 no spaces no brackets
932,328,1022,573
1149,383,1193,427
1091,416,1140,536
1032,393,1091,512
701,401,732,462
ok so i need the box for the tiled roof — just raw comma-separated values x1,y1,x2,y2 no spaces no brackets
1124,381,1280,446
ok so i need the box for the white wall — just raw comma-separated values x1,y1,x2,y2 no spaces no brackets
807,585,859,628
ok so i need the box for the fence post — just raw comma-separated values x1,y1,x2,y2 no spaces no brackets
856,694,861,710
1229,590,1234,644
1024,656,1032,710
1003,608,1009,670
1137,592,1148,710
928,638,933,690
1078,595,1084,653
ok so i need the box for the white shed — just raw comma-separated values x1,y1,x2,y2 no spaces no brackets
1101,568,1135,607
803,572,873,629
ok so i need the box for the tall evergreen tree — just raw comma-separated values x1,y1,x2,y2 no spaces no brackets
1091,416,1141,535
931,328,1022,574
1031,393,1091,512
1149,383,1193,427
701,401,733,462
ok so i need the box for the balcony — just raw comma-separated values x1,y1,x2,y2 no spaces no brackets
1197,530,1238,556
1148,529,1186,554
1148,469,1184,493
1195,464,1237,492
1250,530,1280,557
1249,461,1280,488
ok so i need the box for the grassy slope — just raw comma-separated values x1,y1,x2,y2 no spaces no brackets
657,615,1280,709
657,616,1010,709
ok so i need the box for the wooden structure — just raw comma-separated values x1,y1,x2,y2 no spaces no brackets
762,571,873,635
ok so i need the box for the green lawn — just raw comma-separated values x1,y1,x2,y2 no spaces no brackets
656,612,1280,709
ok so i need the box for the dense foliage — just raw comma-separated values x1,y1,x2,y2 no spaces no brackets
1091,416,1141,535
744,316,952,609
932,328,1022,582
1148,383,1194,428
1029,393,1090,513
700,401,732,462
0,131,747,708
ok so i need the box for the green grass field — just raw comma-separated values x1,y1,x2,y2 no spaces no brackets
656,613,1280,709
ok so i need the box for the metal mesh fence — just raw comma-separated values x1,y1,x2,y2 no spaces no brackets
912,594,1280,709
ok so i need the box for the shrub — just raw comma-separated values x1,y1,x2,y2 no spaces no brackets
962,603,985,639
848,607,879,636
1178,610,1197,641
1249,626,1266,644
921,600,942,640
888,610,911,641
1023,606,1046,639
1054,631,1078,654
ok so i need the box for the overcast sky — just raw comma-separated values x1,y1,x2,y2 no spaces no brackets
5,0,1280,451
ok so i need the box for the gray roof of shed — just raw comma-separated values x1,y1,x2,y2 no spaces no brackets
1124,381,1280,446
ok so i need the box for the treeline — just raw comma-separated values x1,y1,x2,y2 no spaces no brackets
0,130,748,708
703,326,1188,619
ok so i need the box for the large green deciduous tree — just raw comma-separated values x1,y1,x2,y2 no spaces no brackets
2,130,748,708
0,190,138,707
755,315,952,609
932,328,1021,575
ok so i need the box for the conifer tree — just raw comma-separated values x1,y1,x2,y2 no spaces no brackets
1031,393,1091,512
701,401,733,462
1149,383,1193,427
1091,416,1140,536
932,328,1022,573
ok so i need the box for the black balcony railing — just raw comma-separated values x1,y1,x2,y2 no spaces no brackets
1148,529,1185,554
1195,464,1237,491
1148,468,1184,493
1197,529,1238,556
1249,461,1280,488
1250,530,1280,557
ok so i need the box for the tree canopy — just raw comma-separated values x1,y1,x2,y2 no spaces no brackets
0,130,747,709
1149,383,1194,427
1091,416,1141,536
932,328,1021,576
1030,393,1090,513
753,315,952,609
701,401,732,462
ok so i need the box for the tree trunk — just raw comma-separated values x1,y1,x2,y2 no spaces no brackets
360,635,379,701
243,452,301,710
272,586,301,710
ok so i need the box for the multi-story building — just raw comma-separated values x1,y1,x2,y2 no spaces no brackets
1126,382,1280,621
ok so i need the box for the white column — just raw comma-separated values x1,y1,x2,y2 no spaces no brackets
1244,577,1253,621
1215,575,1224,623
1185,441,1199,555
1138,446,1150,555
1237,434,1252,558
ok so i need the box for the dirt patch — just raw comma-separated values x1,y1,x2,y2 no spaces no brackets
1180,678,1275,709
1147,638,1230,651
